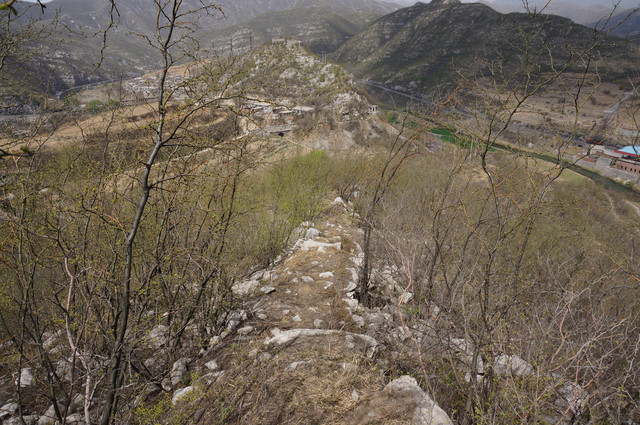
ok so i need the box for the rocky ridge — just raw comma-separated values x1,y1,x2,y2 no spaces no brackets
0,196,451,425
169,196,454,424
0,196,597,424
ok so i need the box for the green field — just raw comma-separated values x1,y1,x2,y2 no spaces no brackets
430,127,494,151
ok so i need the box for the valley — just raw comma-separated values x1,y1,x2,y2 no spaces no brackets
0,1,639,425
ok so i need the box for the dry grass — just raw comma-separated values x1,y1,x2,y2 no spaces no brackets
185,339,385,425
156,202,402,425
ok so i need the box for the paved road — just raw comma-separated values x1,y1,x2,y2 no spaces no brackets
604,91,637,115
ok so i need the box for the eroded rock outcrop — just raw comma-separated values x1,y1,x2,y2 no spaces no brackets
346,375,453,425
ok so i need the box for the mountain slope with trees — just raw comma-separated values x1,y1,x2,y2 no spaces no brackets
482,0,621,25
7,0,397,94
1,1,640,425
332,0,640,95
204,5,384,55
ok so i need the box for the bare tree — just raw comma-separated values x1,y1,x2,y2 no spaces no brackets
360,3,640,424
0,1,261,424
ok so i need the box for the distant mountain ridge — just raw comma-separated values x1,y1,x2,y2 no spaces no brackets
331,0,640,95
9,0,398,93
481,0,639,13
590,8,640,40
23,0,397,38
7,0,639,98
204,4,392,55
481,0,627,25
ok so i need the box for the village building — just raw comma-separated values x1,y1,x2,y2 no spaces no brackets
271,38,301,49
613,146,640,175
244,101,273,116
591,145,624,160
615,159,640,175
292,106,315,115
615,145,640,158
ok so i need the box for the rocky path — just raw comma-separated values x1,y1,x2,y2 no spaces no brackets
625,199,640,219
168,197,590,425
0,197,453,425
175,198,453,425
0,195,600,425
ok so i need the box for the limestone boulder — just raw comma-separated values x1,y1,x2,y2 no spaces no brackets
16,367,35,387
0,402,18,420
384,376,453,425
146,324,170,349
170,358,192,388
172,386,195,405
493,354,533,377
346,375,453,425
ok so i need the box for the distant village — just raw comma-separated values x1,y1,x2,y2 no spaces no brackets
125,74,189,100
123,73,322,136
571,87,640,183
575,143,640,181
67,52,640,186
242,100,314,118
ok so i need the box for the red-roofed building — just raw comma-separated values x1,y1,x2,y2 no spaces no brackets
613,146,640,176
614,146,640,158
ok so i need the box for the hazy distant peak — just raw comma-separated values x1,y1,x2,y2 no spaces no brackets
478,0,639,24
429,0,461,6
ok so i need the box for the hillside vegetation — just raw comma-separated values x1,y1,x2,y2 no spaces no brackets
332,0,640,95
5,0,397,96
205,6,373,55
0,1,639,425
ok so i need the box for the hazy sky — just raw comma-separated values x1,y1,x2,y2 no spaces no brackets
386,0,639,7
20,0,640,11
